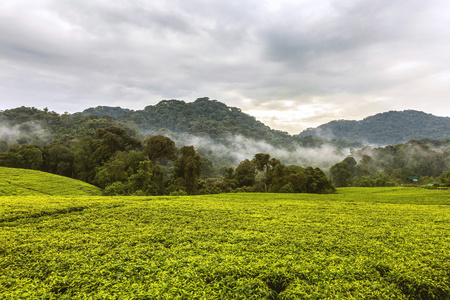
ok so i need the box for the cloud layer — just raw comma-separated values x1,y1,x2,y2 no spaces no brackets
1,0,450,133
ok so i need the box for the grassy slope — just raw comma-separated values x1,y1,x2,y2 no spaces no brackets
0,188,449,299
0,167,102,196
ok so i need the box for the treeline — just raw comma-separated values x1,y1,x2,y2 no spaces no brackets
329,140,450,187
2,104,449,191
0,104,360,169
0,126,335,195
0,106,137,147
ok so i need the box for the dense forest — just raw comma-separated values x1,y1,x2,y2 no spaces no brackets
82,97,363,150
1,99,450,195
329,139,450,188
0,126,336,195
299,110,450,145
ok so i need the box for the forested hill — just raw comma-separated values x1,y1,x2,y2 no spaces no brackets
298,110,450,145
0,99,358,151
86,97,295,145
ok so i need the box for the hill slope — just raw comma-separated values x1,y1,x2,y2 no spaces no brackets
298,110,450,145
0,167,103,196
116,97,294,145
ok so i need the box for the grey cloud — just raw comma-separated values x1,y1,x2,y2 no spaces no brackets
1,0,450,133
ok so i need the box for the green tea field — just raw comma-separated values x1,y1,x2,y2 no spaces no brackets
1,188,449,299
0,167,102,196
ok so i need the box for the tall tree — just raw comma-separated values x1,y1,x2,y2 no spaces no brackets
252,153,271,192
235,159,256,187
173,146,202,194
43,142,75,177
143,135,178,164
92,126,142,164
330,161,352,187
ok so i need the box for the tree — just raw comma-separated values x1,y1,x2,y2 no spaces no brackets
143,135,178,165
73,136,97,183
305,167,336,194
268,163,287,192
92,126,142,164
94,156,128,189
172,146,202,194
127,161,154,194
440,170,450,186
330,161,352,187
252,153,271,192
1,144,43,170
283,165,308,193
343,157,357,173
43,142,75,177
235,159,256,187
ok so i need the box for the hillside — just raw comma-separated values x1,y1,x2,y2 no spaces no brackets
0,100,360,151
0,167,102,196
116,97,294,145
298,110,450,145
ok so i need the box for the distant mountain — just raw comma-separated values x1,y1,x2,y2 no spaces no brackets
298,110,450,145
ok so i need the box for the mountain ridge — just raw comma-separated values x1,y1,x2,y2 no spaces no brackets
298,109,450,145
2,99,449,147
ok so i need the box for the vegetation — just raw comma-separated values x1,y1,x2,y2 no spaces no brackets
2,101,450,195
329,140,450,188
0,99,360,150
299,110,450,145
117,97,294,145
0,125,336,195
77,106,134,117
0,166,102,196
0,106,136,144
1,188,449,299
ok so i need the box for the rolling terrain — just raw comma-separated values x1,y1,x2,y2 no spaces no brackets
1,187,449,298
0,166,102,196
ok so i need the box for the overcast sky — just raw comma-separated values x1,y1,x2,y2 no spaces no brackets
1,0,450,133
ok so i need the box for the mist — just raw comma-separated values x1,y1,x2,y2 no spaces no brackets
156,132,349,169
0,121,52,147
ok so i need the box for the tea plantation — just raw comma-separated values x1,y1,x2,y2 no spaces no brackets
0,185,449,298
0,167,102,196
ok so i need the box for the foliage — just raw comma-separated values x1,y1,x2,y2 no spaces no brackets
330,140,450,187
206,154,335,194
0,106,133,144
77,106,134,117
440,170,450,186
171,146,202,195
235,159,256,187
121,97,294,146
0,188,449,298
0,144,43,170
3,104,448,195
143,135,178,164
330,161,352,187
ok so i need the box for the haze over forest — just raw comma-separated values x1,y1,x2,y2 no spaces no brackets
1,0,450,133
